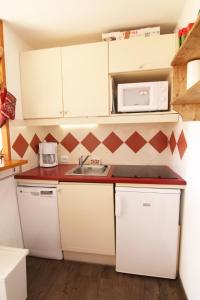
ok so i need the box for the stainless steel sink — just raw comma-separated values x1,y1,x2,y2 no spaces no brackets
66,165,111,176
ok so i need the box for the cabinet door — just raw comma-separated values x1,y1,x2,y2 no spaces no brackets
58,183,115,255
62,42,109,117
109,34,177,73
20,48,63,119
116,188,180,278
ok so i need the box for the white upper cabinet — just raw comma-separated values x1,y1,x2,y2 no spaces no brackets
61,42,109,117
109,34,177,73
19,35,179,122
20,48,63,119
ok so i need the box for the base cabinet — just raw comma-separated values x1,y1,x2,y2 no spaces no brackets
58,183,115,257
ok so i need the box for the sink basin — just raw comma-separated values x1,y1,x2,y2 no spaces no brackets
66,165,111,176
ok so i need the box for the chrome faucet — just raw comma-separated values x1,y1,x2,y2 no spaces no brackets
78,155,90,167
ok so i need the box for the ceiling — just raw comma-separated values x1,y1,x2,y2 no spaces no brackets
0,0,185,48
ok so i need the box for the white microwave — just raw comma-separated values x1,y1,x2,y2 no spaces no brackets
117,81,168,113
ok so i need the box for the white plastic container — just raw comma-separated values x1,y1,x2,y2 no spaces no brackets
187,59,200,89
0,246,29,300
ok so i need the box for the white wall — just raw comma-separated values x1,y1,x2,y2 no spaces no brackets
0,25,32,247
0,24,42,247
177,0,199,28
173,2,200,299
170,121,200,300
3,22,31,120
3,22,45,170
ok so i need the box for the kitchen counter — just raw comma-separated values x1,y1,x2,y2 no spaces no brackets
15,164,186,186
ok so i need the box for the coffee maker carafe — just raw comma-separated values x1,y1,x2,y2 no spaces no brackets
39,141,58,167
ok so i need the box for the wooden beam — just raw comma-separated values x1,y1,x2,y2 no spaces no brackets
0,159,27,171
172,80,200,105
0,20,6,84
173,103,200,121
171,65,187,100
0,20,11,160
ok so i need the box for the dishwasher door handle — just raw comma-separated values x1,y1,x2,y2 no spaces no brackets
115,194,122,217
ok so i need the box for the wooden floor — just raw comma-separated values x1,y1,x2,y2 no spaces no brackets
27,257,186,300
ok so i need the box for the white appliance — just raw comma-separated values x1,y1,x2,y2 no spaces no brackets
115,186,180,279
187,59,200,89
0,246,29,300
39,141,58,167
117,81,168,112
17,185,63,260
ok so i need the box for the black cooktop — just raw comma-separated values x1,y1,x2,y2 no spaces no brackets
112,165,178,179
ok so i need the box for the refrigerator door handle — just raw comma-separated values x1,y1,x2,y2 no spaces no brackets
115,194,122,217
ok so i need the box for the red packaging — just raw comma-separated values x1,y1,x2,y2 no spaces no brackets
178,29,182,47
181,27,187,44
0,88,16,126
178,29,182,37
187,23,194,33
0,88,6,127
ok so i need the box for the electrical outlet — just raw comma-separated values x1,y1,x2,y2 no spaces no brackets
60,155,68,163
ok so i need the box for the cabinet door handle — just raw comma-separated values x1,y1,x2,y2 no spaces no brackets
115,194,122,217
64,111,68,114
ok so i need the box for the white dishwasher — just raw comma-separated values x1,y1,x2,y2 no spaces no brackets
17,185,63,260
115,186,180,279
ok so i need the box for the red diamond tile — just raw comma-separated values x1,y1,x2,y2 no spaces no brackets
61,133,79,152
81,133,100,153
177,130,187,159
125,132,146,153
30,134,41,154
169,131,176,154
103,132,123,153
44,133,59,143
149,131,168,153
12,134,29,158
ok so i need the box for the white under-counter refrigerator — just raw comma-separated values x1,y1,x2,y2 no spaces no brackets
115,185,180,279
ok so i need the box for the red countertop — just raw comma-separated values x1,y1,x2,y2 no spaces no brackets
15,164,186,186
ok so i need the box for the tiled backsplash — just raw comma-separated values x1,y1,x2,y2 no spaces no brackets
10,123,187,170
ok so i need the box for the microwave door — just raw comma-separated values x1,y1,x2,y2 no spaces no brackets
118,84,155,112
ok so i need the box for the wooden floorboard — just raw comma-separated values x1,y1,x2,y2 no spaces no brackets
26,257,186,300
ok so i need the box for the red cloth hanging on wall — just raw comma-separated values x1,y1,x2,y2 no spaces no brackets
0,87,16,127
